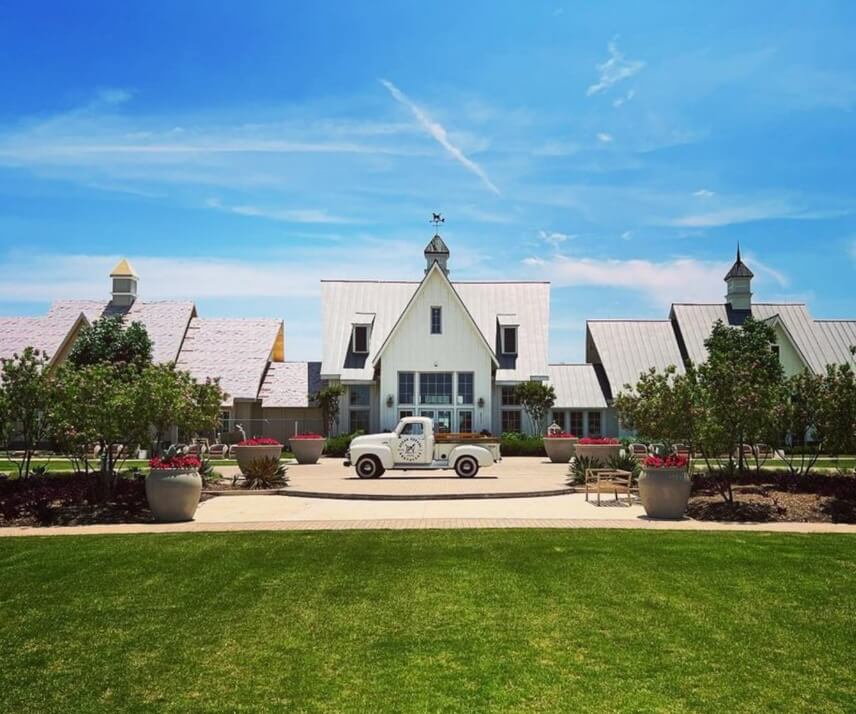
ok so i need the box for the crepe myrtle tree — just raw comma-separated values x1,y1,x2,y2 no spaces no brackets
313,384,346,436
68,315,152,371
0,348,54,478
513,381,556,435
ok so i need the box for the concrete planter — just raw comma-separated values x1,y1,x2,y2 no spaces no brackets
232,445,283,474
638,467,691,519
543,437,578,463
575,443,621,465
146,469,202,522
289,438,325,465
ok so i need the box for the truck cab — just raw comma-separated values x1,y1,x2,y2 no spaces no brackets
345,416,500,479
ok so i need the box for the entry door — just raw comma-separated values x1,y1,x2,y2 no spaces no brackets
419,409,451,433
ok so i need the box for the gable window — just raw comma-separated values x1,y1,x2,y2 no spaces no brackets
352,325,369,354
502,326,518,355
430,306,442,335
398,372,415,405
420,372,453,405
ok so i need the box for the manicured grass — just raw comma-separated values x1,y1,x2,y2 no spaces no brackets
1,531,855,712
0,456,295,474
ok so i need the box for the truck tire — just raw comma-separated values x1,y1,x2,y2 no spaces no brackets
455,456,479,478
356,456,384,479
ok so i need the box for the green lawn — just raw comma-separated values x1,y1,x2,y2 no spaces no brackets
0,456,295,474
1,531,854,712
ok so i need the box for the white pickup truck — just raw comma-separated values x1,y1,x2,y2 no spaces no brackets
344,416,501,478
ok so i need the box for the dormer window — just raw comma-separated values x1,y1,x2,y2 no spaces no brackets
502,326,518,355
352,325,369,354
430,306,442,335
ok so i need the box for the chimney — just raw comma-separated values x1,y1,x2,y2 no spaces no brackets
110,258,138,307
724,244,753,311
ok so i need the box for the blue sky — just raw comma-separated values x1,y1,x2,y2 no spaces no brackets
0,1,854,361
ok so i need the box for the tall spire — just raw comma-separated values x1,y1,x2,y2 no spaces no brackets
724,244,753,310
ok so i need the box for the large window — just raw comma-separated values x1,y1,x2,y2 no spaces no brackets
457,372,474,405
420,372,453,404
352,325,369,353
430,306,442,335
458,410,473,433
501,386,520,406
350,385,371,407
399,409,414,419
398,372,415,404
502,326,518,355
501,409,522,434
551,411,566,432
587,411,602,437
569,411,583,436
349,409,370,433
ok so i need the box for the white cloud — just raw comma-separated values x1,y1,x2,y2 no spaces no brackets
693,188,715,198
666,200,841,228
205,197,355,224
587,39,645,96
620,231,633,240
597,132,614,143
538,230,575,249
612,89,636,108
379,79,501,195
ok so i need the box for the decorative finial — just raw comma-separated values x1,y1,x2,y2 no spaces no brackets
430,212,445,229
736,242,741,262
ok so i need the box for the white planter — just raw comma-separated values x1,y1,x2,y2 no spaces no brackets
638,467,691,519
232,445,283,474
146,469,202,522
543,437,578,463
289,438,325,465
575,443,621,465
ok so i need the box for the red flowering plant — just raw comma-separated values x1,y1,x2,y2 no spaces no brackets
545,432,577,439
578,437,620,445
237,437,282,446
148,454,202,470
643,454,689,469
290,433,324,440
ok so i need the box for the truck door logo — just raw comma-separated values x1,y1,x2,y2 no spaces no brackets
398,437,423,462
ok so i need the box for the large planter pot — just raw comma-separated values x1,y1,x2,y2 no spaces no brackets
638,467,691,519
289,438,325,465
543,437,578,463
146,469,202,522
231,445,283,474
575,443,621,465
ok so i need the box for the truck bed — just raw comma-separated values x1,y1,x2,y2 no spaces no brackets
435,432,499,444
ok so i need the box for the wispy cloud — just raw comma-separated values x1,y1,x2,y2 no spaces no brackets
205,197,356,224
612,89,636,108
666,200,848,228
596,132,614,143
538,230,575,249
587,39,645,96
379,79,501,195
693,188,715,198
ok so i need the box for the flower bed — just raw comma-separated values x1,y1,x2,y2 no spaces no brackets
643,454,688,469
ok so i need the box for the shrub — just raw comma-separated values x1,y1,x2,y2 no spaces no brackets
608,452,641,478
568,455,596,484
242,456,288,490
500,432,545,457
325,431,362,457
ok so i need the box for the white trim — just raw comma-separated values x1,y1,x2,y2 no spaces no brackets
352,324,370,354
501,325,518,355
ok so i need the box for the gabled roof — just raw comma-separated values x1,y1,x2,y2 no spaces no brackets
176,317,282,404
259,361,323,408
813,320,856,367
587,320,684,398
671,302,847,373
547,364,608,409
48,299,195,364
320,277,550,382
0,311,89,365
372,262,499,370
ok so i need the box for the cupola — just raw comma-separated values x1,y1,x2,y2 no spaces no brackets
110,258,138,307
724,245,753,311
424,234,450,276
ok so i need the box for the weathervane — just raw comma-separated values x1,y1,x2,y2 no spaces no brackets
430,212,445,229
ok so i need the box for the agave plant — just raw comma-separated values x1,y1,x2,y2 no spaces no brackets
568,455,598,485
606,452,641,478
242,456,288,490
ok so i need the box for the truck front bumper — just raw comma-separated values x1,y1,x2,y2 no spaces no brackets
343,449,351,467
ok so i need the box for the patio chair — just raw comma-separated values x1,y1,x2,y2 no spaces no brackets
584,467,634,506
674,444,690,458
649,443,666,457
208,443,229,458
629,443,648,458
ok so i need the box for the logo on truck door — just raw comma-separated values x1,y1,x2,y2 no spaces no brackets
398,437,424,462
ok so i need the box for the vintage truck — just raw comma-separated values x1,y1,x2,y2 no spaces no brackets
344,416,501,478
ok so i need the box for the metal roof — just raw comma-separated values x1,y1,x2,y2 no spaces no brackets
0,312,88,364
814,320,856,367
424,234,449,254
587,320,684,398
547,364,608,409
321,279,550,382
671,302,851,373
259,361,323,408
724,247,754,279
48,299,195,364
176,317,282,404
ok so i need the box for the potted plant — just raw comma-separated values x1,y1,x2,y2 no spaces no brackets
575,437,621,465
145,449,203,522
232,437,283,474
543,431,578,463
289,433,325,464
638,453,691,519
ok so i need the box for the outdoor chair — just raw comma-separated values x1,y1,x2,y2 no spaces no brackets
755,443,773,460
584,467,634,506
649,443,666,457
674,444,690,457
629,443,648,458
208,444,229,458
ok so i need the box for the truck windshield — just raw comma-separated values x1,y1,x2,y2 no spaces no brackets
400,422,424,436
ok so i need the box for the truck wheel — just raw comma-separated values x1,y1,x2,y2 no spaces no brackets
356,456,384,479
455,456,479,478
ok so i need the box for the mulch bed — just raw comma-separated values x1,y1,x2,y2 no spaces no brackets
0,473,151,527
689,471,856,523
